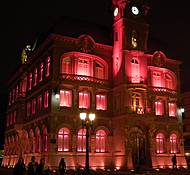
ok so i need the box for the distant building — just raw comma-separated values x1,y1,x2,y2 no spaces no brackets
2,0,187,170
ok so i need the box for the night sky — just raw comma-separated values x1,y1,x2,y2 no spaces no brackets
0,0,190,148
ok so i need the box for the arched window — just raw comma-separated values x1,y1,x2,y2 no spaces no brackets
28,72,32,90
152,71,161,87
79,91,90,109
165,74,173,89
42,128,48,152
39,62,44,82
95,62,104,79
168,102,176,117
132,94,144,114
77,129,86,152
60,90,72,107
96,94,107,110
131,58,140,83
78,58,89,76
62,57,72,74
45,57,51,77
155,100,164,116
34,68,38,86
170,133,178,154
96,130,106,152
29,130,34,153
58,128,70,151
156,133,165,153
35,128,41,153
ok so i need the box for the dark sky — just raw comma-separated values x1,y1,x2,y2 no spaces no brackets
0,0,190,147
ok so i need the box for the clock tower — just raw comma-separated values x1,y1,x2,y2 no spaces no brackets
112,0,150,77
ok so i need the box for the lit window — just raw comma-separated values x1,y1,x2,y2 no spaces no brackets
152,71,161,87
28,73,32,90
96,94,107,110
22,77,27,95
131,58,140,83
27,102,31,117
43,128,48,152
79,91,90,109
96,130,106,152
165,74,173,89
60,90,72,107
39,63,44,82
78,59,89,76
46,57,51,77
35,128,41,153
12,89,15,104
62,57,72,74
77,129,86,152
95,62,104,79
31,99,36,115
156,133,165,153
155,100,164,116
37,95,42,112
44,91,49,108
168,102,176,117
131,94,144,114
13,111,16,123
58,128,70,151
15,85,19,101
170,134,178,154
34,68,38,86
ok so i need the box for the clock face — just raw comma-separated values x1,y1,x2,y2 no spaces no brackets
114,7,119,17
131,6,139,15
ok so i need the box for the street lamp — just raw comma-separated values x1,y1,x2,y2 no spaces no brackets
79,112,95,174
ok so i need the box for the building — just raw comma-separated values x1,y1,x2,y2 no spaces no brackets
182,91,190,165
2,0,187,170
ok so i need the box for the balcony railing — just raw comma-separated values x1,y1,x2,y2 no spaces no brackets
128,76,147,84
150,87,177,95
60,74,109,85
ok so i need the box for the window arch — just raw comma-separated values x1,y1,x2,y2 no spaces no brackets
152,71,161,87
155,99,164,116
77,129,86,152
42,128,48,152
79,91,90,109
35,128,41,153
96,94,107,110
170,133,178,154
57,127,70,151
96,130,106,152
29,129,34,153
62,57,72,74
131,58,140,83
156,133,165,153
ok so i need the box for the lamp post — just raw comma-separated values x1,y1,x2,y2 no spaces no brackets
79,112,95,174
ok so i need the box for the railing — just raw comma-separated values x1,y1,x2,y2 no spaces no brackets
60,74,109,85
150,87,177,95
128,76,147,84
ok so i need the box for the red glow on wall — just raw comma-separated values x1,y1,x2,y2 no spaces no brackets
77,129,86,152
28,73,32,90
96,94,107,110
31,99,36,115
96,130,106,152
152,71,161,87
60,90,72,107
39,63,44,82
34,68,38,86
37,95,42,112
44,91,49,108
35,128,40,153
156,133,165,153
58,128,70,152
46,57,51,77
78,59,89,76
79,92,90,109
131,58,140,83
43,128,48,152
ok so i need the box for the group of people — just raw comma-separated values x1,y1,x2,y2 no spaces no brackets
13,156,66,175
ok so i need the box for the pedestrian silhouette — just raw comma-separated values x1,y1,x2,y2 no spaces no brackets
36,157,50,175
27,156,38,175
172,154,177,169
13,157,26,175
58,158,66,175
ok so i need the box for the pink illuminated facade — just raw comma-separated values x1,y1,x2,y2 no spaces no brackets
3,0,187,170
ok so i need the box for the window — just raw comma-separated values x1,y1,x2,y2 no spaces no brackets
168,102,176,117
77,129,86,152
62,58,72,74
165,74,173,89
96,130,106,152
27,102,31,117
152,71,161,87
44,91,49,108
155,100,164,116
170,134,178,154
131,58,140,83
156,133,165,153
46,57,51,77
35,128,41,153
42,128,48,152
96,94,107,110
79,91,90,109
34,68,38,86
28,73,32,90
95,62,104,79
15,85,18,101
78,59,89,76
39,63,44,82
31,99,36,115
22,77,27,95
132,94,143,114
13,110,16,123
58,128,70,151
37,95,42,112
60,90,72,107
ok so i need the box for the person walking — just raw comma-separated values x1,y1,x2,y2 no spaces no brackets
13,157,26,175
172,154,177,169
27,156,38,175
58,158,66,175
36,157,50,175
